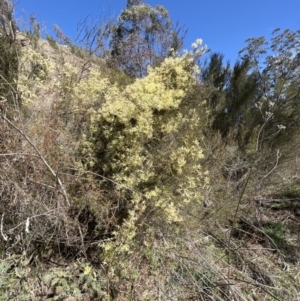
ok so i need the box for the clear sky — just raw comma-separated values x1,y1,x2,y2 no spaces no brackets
15,0,300,65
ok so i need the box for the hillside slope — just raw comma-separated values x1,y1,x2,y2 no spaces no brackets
0,10,300,301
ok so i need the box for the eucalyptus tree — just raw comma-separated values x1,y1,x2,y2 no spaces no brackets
238,28,300,151
109,0,186,77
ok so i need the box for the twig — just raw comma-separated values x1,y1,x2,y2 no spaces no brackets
0,74,20,112
0,152,39,157
260,149,281,182
1,214,8,241
60,167,138,194
28,178,55,189
7,209,58,232
0,74,18,95
228,161,254,282
256,111,273,152
233,278,281,301
240,218,286,259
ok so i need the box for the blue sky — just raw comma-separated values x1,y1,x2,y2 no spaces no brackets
15,0,300,65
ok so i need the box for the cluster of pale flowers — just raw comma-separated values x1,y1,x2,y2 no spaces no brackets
191,38,203,49
191,38,207,60
277,124,286,130
255,99,286,132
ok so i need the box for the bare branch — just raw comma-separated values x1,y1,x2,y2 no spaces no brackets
0,109,70,206
1,214,8,241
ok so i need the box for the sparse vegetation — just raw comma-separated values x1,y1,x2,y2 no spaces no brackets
0,0,299,300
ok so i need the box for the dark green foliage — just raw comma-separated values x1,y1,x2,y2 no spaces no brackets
201,53,231,131
281,186,300,198
210,58,260,146
202,52,230,91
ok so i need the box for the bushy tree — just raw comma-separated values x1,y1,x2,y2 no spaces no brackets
239,29,300,150
79,43,208,271
109,0,185,77
205,29,300,151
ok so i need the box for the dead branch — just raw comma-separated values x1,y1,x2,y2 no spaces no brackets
0,108,70,206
